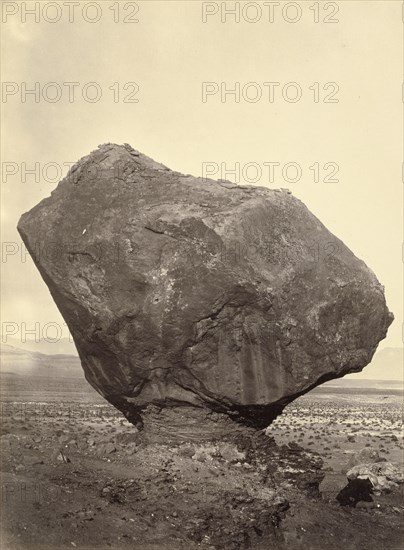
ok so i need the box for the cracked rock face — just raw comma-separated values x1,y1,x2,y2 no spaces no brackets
17,143,393,433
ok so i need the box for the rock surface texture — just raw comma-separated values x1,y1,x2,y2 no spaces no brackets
17,143,393,432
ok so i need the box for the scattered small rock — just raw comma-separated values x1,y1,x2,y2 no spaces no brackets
57,451,71,463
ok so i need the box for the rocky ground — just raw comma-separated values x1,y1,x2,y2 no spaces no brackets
1,390,403,550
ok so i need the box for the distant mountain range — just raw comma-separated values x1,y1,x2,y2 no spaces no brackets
0,340,402,383
0,342,83,379
2,336,77,356
0,342,103,403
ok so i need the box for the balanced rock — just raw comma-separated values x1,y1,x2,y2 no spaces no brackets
17,144,393,435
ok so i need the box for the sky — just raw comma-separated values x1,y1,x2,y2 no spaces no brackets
1,1,402,357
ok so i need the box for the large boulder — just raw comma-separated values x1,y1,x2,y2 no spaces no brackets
17,143,393,433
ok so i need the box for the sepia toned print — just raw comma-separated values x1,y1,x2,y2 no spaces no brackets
1,2,402,549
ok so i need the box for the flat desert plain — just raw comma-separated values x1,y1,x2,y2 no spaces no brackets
1,372,403,550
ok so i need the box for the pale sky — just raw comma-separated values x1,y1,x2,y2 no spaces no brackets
1,1,402,351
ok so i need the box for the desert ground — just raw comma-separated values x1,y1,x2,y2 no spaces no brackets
1,375,403,550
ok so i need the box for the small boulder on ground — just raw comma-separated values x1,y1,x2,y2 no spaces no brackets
347,462,404,493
